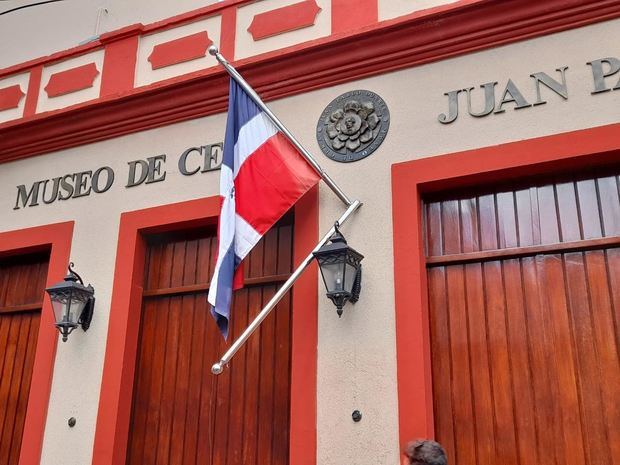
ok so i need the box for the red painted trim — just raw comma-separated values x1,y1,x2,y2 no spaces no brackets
220,6,237,60
0,221,74,465
44,63,99,98
148,31,213,70
331,0,378,34
290,185,318,465
0,0,233,79
0,23,143,80
392,165,434,444
92,193,318,465
0,45,103,81
101,35,139,97
0,84,25,111
23,66,42,117
0,0,287,79
0,1,246,79
1,0,620,161
99,23,145,43
391,122,620,449
248,0,322,40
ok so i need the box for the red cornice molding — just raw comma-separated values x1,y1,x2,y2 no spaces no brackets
331,0,377,34
1,0,619,162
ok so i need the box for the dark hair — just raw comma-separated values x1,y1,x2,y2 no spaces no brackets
403,439,447,465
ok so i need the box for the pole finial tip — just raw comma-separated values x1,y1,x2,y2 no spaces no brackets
211,362,224,375
208,45,219,56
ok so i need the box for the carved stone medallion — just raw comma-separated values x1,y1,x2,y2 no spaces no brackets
316,90,390,163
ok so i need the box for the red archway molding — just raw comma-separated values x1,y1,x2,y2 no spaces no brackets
92,189,318,465
0,221,74,465
391,122,620,447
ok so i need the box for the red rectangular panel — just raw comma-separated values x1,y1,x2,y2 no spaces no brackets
248,0,321,40
44,63,99,98
0,85,25,111
148,31,212,70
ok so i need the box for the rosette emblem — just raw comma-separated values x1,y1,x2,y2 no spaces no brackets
317,90,389,163
326,100,380,152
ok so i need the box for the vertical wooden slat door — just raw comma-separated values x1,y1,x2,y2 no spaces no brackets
0,253,48,465
126,214,294,465
424,171,620,465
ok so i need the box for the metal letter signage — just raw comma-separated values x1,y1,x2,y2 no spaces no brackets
438,56,620,124
317,90,389,163
439,67,569,124
12,142,223,210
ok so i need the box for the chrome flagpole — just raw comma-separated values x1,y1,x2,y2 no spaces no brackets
211,199,361,374
208,45,353,207
208,46,362,375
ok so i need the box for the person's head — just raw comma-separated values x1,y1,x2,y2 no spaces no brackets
402,439,447,465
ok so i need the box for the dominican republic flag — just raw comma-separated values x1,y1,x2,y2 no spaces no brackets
208,79,320,338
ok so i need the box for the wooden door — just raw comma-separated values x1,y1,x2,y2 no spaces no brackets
126,214,294,465
0,253,48,465
424,171,620,465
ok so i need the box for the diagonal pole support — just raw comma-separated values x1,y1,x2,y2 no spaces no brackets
212,199,361,374
208,46,362,375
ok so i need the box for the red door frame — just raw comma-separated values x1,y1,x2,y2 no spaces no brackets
0,221,74,465
92,190,318,465
391,122,620,448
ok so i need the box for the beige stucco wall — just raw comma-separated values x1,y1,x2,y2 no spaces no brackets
0,0,221,69
0,0,460,71
1,17,619,465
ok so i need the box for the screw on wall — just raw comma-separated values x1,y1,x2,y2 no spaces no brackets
352,410,362,422
68,417,76,427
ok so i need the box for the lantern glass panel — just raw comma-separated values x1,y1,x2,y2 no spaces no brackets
50,288,89,326
51,299,67,324
344,261,357,294
319,260,346,293
68,299,87,324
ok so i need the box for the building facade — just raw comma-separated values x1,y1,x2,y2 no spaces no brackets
0,1,618,465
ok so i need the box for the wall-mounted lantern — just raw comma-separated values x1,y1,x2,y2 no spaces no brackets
313,222,363,317
45,263,95,342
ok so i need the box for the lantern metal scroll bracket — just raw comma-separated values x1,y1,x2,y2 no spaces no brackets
333,220,364,307
65,263,95,331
